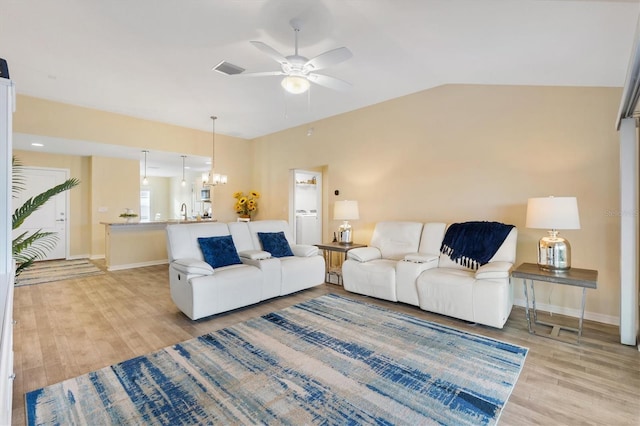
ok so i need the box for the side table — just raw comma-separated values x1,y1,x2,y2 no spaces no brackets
511,262,598,343
315,242,366,285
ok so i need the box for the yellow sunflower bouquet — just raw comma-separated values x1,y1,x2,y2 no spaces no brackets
233,190,260,217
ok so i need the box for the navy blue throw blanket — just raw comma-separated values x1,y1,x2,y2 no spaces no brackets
440,221,515,270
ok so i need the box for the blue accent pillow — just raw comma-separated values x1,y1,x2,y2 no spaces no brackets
257,231,294,258
198,235,242,269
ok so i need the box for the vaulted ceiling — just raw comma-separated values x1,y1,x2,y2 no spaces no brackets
2,0,638,141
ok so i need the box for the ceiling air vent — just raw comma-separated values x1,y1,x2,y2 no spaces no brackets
212,61,245,76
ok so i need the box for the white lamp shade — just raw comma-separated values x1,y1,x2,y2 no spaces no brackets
334,200,360,220
526,196,581,230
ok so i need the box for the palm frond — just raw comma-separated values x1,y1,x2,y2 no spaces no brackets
14,259,35,277
12,178,80,230
12,155,25,198
12,230,58,259
13,231,59,276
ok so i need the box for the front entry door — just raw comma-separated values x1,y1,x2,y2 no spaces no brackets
12,167,69,260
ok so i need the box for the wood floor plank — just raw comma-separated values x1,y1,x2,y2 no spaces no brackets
9,262,640,425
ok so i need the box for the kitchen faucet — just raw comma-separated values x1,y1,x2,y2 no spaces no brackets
180,203,187,220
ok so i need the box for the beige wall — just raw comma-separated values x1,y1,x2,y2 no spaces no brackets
90,156,140,255
12,85,623,322
253,85,621,322
14,96,211,154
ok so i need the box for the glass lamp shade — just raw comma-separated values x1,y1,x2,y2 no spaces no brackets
281,76,310,94
526,196,580,271
334,200,359,244
203,172,227,186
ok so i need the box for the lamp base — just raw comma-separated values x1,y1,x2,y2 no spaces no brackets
338,221,352,244
537,231,572,271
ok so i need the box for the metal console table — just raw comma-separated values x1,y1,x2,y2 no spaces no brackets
511,262,598,343
315,242,366,285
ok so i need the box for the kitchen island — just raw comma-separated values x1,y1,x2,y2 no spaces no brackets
101,219,216,271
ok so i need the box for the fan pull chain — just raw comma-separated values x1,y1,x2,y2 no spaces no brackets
282,89,289,119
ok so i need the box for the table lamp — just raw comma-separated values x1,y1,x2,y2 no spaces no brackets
334,200,359,244
526,196,580,271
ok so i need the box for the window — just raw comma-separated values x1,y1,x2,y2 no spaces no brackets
140,190,150,221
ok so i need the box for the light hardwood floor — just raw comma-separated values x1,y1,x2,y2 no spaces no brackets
11,262,640,425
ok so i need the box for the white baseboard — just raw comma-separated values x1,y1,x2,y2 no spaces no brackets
67,254,91,260
89,254,106,260
107,259,168,272
513,298,619,326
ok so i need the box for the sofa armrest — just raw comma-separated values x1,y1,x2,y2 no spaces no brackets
171,258,214,275
347,247,382,262
238,250,271,260
290,244,319,257
404,253,439,264
475,261,513,280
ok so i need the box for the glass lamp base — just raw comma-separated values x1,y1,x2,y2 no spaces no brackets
338,221,352,244
538,231,572,271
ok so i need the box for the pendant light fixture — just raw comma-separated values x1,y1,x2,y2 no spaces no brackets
142,150,149,185
202,116,227,186
181,155,187,187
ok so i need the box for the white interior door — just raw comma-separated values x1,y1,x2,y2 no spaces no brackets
12,167,69,261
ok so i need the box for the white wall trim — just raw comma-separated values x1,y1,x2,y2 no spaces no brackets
67,254,92,260
513,298,619,326
106,259,168,272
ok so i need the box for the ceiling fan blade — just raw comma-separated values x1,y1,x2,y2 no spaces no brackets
236,71,285,77
304,47,353,71
250,41,289,65
307,73,352,91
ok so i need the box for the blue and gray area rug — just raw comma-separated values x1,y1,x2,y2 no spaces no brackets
26,294,528,425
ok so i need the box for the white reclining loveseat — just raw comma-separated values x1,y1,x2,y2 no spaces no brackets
166,220,325,320
342,221,517,328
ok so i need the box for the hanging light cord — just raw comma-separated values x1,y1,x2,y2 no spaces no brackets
181,155,186,184
143,150,148,179
210,116,217,172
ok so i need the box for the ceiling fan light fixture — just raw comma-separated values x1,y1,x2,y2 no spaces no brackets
281,75,310,94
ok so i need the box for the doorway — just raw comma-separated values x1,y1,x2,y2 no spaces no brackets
12,167,70,260
290,169,322,244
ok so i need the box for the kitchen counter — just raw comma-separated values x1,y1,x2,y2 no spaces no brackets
102,219,217,271
100,218,217,226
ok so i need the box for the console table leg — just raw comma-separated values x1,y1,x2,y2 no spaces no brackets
523,279,533,333
530,279,539,323
578,287,587,343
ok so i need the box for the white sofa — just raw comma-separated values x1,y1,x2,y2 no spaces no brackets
342,221,517,328
166,220,325,320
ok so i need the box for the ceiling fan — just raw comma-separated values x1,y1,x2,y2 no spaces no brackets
242,20,353,94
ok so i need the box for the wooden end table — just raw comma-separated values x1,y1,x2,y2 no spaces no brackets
511,262,598,343
315,242,366,285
